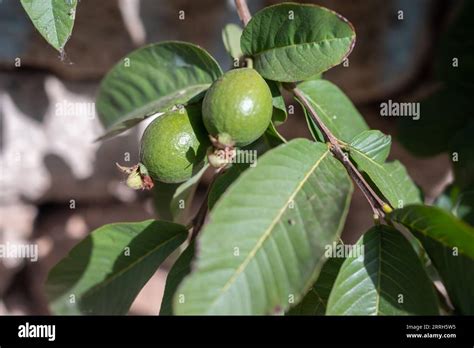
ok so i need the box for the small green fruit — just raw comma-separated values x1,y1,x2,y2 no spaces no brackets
202,68,273,146
140,105,209,184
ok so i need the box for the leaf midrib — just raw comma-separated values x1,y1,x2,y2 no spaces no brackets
207,148,331,312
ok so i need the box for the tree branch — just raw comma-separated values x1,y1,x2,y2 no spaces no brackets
232,0,389,219
235,0,251,26
292,86,388,218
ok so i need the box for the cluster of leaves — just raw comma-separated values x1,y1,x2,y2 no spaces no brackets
23,1,473,315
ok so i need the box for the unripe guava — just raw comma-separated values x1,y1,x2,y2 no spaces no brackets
202,68,273,147
140,104,210,184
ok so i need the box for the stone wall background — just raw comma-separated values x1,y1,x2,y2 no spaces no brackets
0,0,455,314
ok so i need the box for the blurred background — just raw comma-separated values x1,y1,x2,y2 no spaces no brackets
0,0,460,314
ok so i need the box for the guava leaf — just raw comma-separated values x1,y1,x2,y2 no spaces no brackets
349,150,421,208
326,225,439,315
349,130,391,164
153,165,207,224
287,256,344,315
174,139,353,314
46,220,187,314
96,42,222,140
265,122,287,146
348,130,416,210
222,23,243,60
267,80,287,125
390,205,474,314
299,100,324,142
241,3,355,82
21,0,77,51
297,80,369,143
160,242,195,315
207,127,286,212
208,164,249,211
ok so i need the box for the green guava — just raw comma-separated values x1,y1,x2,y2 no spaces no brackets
140,104,210,184
202,68,273,147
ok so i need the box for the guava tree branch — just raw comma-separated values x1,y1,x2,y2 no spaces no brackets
292,86,387,217
233,0,388,218
235,0,252,25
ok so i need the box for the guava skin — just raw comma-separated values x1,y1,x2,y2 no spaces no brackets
202,68,273,147
140,104,209,184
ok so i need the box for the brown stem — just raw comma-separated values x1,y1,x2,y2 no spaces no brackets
190,168,224,240
235,0,251,26
332,146,385,218
292,85,338,144
292,86,387,217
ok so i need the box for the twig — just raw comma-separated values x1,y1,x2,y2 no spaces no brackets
291,84,338,144
292,86,387,218
334,146,385,219
235,0,252,26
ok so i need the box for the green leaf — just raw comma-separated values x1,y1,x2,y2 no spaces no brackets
160,242,195,315
222,24,243,60
350,155,421,208
241,3,355,82
287,256,344,315
96,42,222,140
46,220,187,314
153,165,207,223
207,131,286,212
21,0,77,51
267,80,287,125
299,99,324,142
349,130,391,164
391,205,474,258
208,164,249,211
265,122,287,146
174,139,353,314
326,225,439,315
390,205,474,314
398,88,472,157
297,80,369,143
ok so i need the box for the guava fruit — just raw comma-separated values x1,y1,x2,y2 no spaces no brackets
202,68,273,147
139,104,210,184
